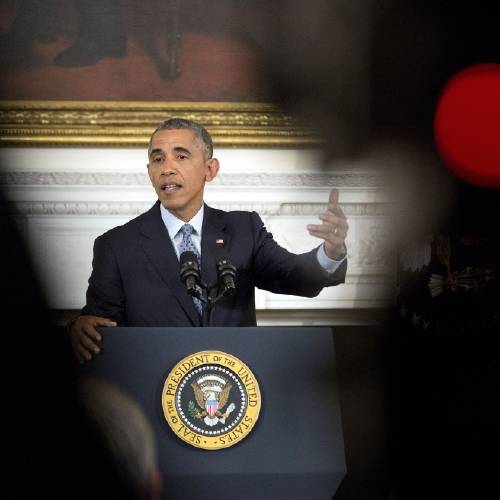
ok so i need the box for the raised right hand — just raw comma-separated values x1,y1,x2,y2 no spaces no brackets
69,315,116,364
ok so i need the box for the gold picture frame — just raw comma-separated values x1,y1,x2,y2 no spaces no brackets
0,101,321,148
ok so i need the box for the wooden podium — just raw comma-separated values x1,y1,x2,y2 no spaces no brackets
85,327,346,499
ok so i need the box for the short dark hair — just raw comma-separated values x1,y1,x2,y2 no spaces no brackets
148,118,213,159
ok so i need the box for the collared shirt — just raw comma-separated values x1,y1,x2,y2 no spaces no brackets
160,203,204,258
159,203,346,273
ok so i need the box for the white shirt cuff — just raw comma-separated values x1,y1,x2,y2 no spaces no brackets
316,244,347,274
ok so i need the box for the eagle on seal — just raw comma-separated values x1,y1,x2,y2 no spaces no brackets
191,378,233,425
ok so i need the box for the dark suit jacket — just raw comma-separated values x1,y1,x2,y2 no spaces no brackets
82,201,347,326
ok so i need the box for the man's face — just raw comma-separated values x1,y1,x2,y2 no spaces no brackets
147,128,219,221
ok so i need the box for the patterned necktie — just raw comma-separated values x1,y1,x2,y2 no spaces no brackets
178,224,203,316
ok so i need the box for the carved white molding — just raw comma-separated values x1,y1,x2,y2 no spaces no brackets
12,201,154,216
9,200,391,217
276,203,391,216
0,171,388,187
349,219,394,270
1,172,151,186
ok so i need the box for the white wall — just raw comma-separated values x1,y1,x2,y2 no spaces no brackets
0,146,395,324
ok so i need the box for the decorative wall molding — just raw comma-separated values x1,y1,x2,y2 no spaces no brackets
0,172,151,186
277,203,391,217
9,200,392,217
213,173,387,187
356,225,393,267
11,201,153,216
0,171,387,187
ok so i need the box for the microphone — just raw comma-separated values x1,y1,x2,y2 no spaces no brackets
179,251,200,296
216,254,237,296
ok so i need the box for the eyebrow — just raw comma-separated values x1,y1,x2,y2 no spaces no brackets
149,148,165,158
149,146,192,158
173,146,191,156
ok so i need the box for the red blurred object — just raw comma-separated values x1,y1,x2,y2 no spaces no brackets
434,64,500,188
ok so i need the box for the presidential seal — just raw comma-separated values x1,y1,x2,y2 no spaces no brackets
162,351,261,450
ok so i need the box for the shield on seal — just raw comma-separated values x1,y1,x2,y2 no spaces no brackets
206,400,219,417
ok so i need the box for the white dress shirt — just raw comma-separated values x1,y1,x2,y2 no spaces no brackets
159,203,346,273
160,203,204,258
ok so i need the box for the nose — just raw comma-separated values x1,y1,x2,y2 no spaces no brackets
160,156,176,176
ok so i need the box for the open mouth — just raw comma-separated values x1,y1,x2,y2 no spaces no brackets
160,183,182,192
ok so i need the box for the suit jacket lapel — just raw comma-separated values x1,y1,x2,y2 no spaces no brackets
139,201,201,326
201,204,229,295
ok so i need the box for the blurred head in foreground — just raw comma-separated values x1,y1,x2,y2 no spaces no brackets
80,379,161,500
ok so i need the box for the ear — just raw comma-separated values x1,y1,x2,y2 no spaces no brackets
205,158,220,183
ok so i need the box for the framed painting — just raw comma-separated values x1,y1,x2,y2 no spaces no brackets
0,0,319,147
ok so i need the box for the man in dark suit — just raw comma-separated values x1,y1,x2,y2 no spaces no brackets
69,118,349,363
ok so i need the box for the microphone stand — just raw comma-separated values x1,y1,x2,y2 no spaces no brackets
195,281,233,327
198,284,210,328
181,253,236,327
